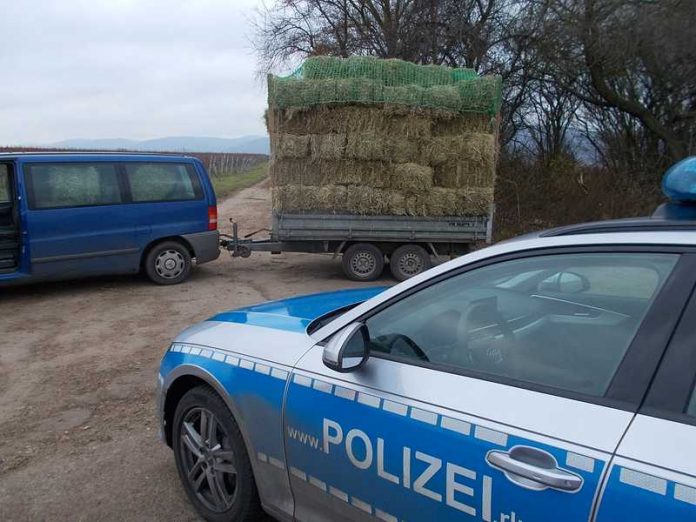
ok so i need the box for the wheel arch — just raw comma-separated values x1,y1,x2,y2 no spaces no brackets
162,365,253,462
338,241,437,257
141,236,195,268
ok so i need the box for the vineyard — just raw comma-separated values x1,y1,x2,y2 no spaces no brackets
0,147,267,176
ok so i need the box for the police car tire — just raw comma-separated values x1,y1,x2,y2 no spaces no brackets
145,241,192,285
342,243,385,281
389,244,432,281
173,386,265,522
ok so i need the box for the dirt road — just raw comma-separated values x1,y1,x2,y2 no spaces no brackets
0,179,392,521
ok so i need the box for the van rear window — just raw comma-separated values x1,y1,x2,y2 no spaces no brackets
125,163,202,202
26,163,122,209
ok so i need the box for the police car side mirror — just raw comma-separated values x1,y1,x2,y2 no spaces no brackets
323,322,370,373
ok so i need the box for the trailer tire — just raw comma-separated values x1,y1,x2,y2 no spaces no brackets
390,244,432,281
342,243,384,281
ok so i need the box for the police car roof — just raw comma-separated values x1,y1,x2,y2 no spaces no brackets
540,216,696,237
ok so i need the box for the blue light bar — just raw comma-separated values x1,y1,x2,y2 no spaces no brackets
663,156,696,202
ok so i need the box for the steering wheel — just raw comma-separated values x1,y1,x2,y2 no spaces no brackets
385,334,429,362
458,302,515,367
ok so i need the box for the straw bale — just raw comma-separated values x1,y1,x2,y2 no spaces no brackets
310,134,346,160
391,163,433,193
273,133,310,159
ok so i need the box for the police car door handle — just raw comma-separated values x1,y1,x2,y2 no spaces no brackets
486,447,583,492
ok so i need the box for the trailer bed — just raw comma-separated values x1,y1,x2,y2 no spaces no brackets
272,213,491,243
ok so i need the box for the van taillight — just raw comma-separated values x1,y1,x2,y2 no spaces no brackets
208,206,218,231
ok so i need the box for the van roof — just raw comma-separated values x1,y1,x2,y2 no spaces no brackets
0,151,197,161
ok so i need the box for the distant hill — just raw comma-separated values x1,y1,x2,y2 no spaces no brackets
47,135,270,155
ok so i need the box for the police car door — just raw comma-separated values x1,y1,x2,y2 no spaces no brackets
595,283,696,521
283,249,693,522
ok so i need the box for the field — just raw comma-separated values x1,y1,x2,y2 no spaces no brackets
0,179,385,521
210,161,269,198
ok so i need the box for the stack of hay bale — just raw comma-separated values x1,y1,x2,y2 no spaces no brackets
267,56,502,217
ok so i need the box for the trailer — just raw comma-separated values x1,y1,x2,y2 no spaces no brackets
220,211,492,281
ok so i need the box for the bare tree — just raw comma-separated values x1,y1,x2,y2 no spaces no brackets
537,0,696,163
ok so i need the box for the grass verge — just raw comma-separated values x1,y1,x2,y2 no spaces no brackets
212,162,269,199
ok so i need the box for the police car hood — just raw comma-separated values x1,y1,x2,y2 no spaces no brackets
172,286,386,366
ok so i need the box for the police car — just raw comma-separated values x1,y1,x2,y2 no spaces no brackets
157,158,696,522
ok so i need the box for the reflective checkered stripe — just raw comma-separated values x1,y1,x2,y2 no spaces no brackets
594,461,696,521
292,373,598,471
285,373,604,521
169,343,290,381
289,463,399,521
617,467,696,505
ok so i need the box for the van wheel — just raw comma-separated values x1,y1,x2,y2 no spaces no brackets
390,244,432,281
342,243,384,281
145,241,192,285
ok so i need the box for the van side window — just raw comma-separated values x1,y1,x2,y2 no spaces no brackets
125,163,201,202
26,163,122,209
0,165,9,203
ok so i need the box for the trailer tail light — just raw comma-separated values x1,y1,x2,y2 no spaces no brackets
208,206,218,231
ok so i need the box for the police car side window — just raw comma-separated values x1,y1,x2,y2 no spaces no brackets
365,253,678,397
687,384,696,417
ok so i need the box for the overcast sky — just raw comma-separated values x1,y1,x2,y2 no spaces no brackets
0,0,270,145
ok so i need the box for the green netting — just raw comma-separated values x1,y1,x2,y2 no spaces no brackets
268,56,502,115
299,56,478,86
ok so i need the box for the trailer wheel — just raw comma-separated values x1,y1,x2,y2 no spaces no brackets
342,243,384,281
390,244,432,281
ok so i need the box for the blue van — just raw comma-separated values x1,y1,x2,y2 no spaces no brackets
0,153,220,286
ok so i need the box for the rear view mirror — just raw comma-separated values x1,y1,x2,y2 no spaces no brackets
322,322,370,373
539,271,590,294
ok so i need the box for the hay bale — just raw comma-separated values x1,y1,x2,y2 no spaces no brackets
316,185,346,211
433,159,495,188
344,133,422,163
269,106,434,138
270,159,324,186
310,134,346,160
345,133,389,161
431,113,495,136
273,185,327,213
426,135,467,165
425,187,494,216
424,86,461,112
345,186,392,214
383,85,424,106
321,161,393,188
427,132,496,167
273,134,310,159
391,163,433,193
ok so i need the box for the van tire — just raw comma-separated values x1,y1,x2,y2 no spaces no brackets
145,241,192,285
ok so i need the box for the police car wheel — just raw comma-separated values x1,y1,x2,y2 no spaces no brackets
173,386,264,522
390,244,432,281
145,241,192,285
342,243,385,281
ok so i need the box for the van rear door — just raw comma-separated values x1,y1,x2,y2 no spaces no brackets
120,161,209,247
0,163,20,273
22,161,140,279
